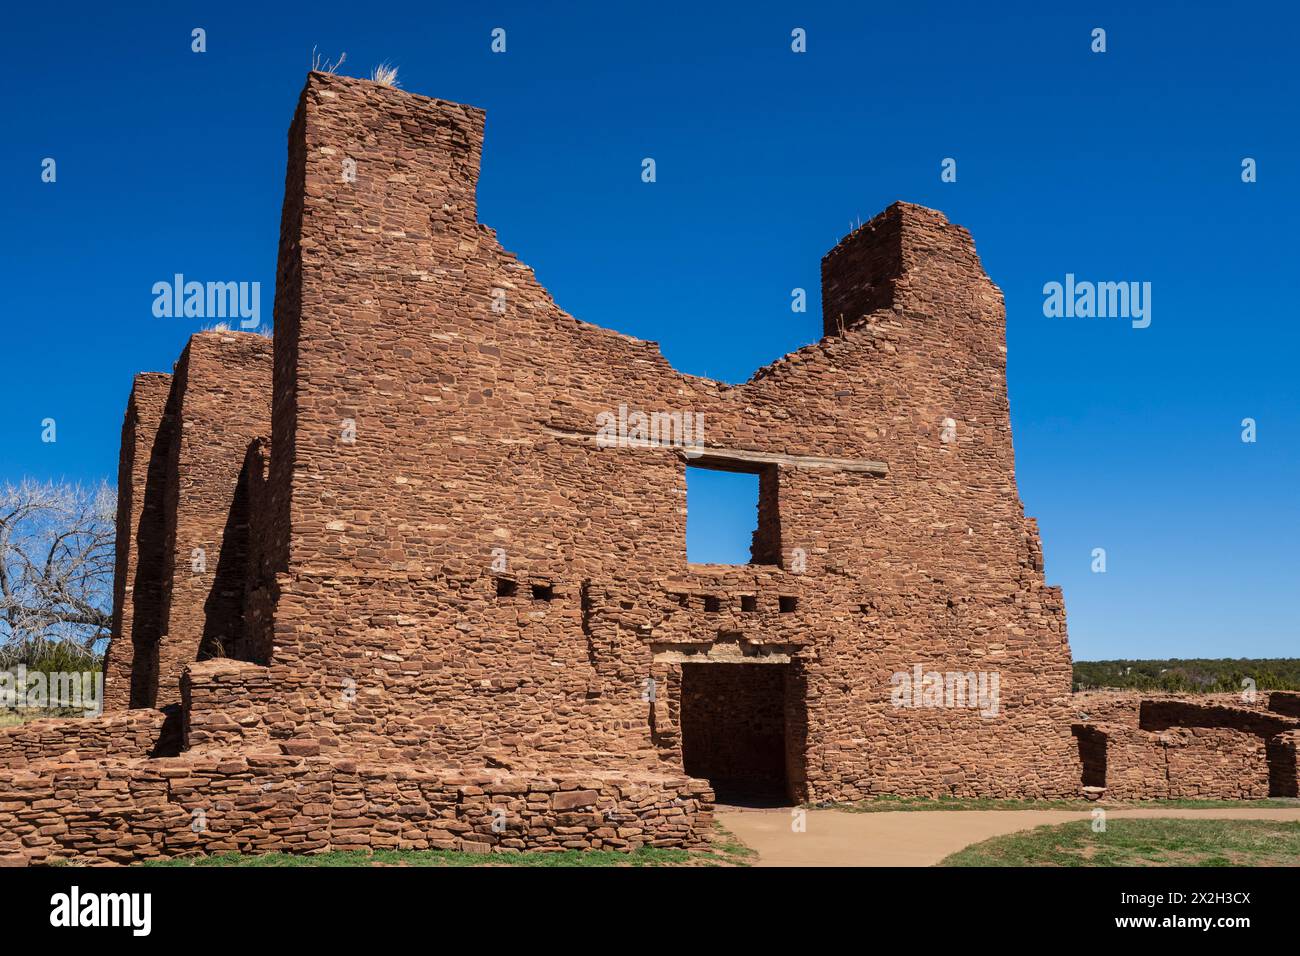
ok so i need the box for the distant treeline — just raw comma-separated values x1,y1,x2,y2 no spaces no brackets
1073,659,1300,693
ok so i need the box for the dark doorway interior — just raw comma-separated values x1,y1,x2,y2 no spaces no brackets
681,663,790,805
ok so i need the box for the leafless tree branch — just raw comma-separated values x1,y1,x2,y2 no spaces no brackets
0,479,115,659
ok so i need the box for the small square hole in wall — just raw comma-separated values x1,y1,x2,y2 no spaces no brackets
704,595,722,613
531,584,555,601
779,595,799,613
741,595,758,613
496,579,518,598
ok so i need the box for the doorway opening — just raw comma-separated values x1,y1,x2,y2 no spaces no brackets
680,662,796,805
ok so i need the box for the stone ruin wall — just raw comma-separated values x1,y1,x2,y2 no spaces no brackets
0,753,711,865
101,335,272,713
1072,691,1300,800
7,72,1283,864
238,72,1075,800
2,653,713,865
154,334,273,704
101,372,172,712
0,710,174,770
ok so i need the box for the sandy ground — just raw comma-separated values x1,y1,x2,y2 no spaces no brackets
715,806,1300,867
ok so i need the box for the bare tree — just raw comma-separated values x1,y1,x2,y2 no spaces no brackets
0,480,116,661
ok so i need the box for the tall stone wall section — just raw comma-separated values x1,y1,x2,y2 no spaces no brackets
151,333,272,706
248,73,1074,799
102,372,173,711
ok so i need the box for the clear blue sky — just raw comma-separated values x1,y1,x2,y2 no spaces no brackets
3,2,1296,660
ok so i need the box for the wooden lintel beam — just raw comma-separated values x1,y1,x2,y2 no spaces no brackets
542,426,887,476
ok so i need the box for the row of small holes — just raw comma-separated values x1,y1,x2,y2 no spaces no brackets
679,594,798,613
496,579,553,601
498,582,796,611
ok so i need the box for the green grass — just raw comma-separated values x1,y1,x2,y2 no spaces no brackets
826,795,1300,813
0,707,92,727
143,847,692,867
707,825,759,864
940,818,1300,867
136,824,755,868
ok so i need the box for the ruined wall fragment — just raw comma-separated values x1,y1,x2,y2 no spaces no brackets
148,331,272,706
102,372,173,711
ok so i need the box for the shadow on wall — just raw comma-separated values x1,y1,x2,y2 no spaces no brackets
198,445,259,662
131,426,270,707
1074,699,1300,798
127,387,176,709
148,705,184,758
1269,745,1298,798
1140,701,1300,793
1074,725,1106,789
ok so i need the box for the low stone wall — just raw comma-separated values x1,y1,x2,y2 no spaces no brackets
181,659,318,752
1270,731,1300,796
0,755,713,865
1073,690,1282,723
1163,728,1272,799
1073,702,1300,800
1073,723,1165,799
0,710,176,769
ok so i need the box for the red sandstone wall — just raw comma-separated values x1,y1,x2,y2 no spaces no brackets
1072,693,1300,799
0,757,712,865
249,73,1073,799
180,658,320,753
14,75,1289,870
150,332,272,706
0,710,175,769
1165,728,1271,799
1073,723,1278,800
102,373,173,711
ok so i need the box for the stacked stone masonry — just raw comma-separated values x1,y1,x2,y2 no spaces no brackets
101,372,173,711
0,73,1275,864
237,72,1076,802
0,710,175,770
0,757,711,865
1072,691,1300,800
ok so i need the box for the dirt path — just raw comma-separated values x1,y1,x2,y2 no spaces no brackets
716,806,1300,867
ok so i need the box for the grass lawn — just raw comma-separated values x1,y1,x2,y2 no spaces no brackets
0,708,90,727
137,825,757,867
828,795,1300,813
940,818,1300,866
